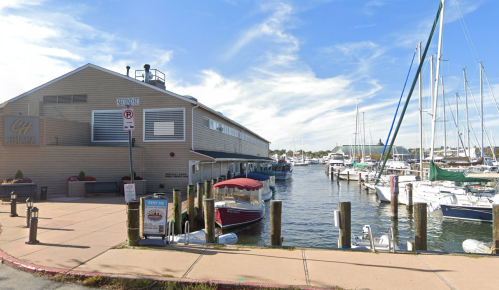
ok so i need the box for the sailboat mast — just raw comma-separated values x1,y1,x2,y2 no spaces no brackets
456,93,459,157
354,102,359,161
464,68,470,157
480,62,484,158
430,55,435,159
362,111,366,161
418,42,424,176
442,76,447,157
430,0,445,161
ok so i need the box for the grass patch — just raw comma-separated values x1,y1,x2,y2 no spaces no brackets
162,274,174,278
47,274,218,290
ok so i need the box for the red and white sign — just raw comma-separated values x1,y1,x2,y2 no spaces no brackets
123,108,135,131
124,183,136,202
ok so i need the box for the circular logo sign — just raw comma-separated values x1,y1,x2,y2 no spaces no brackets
147,210,163,221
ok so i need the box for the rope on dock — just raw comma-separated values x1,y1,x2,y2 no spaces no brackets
182,248,207,278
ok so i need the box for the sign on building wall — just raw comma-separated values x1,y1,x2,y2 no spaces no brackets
143,199,168,236
4,116,40,146
122,108,135,131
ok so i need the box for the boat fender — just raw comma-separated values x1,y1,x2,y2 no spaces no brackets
462,239,491,254
218,233,238,244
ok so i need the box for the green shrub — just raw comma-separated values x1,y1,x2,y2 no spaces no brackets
78,171,86,181
14,170,23,179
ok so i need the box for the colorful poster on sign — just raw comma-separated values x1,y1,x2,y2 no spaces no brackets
143,199,168,236
124,183,136,202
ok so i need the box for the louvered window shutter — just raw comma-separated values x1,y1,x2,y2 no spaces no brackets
144,108,185,142
92,110,128,142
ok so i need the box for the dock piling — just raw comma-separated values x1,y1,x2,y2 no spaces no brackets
126,200,140,246
187,185,195,230
358,173,362,186
204,198,216,243
173,189,182,234
406,183,413,210
338,202,351,249
197,182,204,221
390,175,399,219
270,200,282,246
330,167,334,180
347,171,350,182
414,202,427,251
205,180,213,199
493,204,499,254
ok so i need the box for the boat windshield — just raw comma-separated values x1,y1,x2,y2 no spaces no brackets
215,187,262,204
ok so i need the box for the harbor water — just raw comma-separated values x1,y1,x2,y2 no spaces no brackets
227,165,493,252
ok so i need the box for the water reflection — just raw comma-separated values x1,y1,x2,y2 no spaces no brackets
224,165,493,252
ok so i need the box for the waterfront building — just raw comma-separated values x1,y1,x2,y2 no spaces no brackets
0,63,271,198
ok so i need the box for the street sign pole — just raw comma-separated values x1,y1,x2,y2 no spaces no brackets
127,105,134,184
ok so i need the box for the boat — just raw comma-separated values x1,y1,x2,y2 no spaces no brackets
270,160,293,180
253,170,276,193
234,172,273,201
351,225,400,252
213,178,265,229
169,229,238,245
328,153,346,172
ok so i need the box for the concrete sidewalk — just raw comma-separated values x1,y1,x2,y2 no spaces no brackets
1,196,497,290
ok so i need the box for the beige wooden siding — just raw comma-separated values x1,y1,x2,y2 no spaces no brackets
0,145,144,196
192,108,269,157
8,67,193,149
44,117,91,146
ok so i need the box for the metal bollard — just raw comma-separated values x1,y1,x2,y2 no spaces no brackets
10,192,18,217
25,207,39,244
25,197,33,228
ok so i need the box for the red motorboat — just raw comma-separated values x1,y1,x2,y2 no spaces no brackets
213,178,265,229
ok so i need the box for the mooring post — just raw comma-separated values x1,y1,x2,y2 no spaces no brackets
212,178,217,186
187,184,195,230
347,171,350,182
205,180,213,199
197,182,204,221
414,202,427,251
390,175,399,219
358,173,362,186
326,164,329,175
338,202,351,249
127,200,140,246
330,167,334,180
493,204,499,254
406,183,413,210
173,189,182,234
270,200,282,246
204,198,215,243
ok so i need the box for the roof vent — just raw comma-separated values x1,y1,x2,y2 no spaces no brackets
183,95,198,102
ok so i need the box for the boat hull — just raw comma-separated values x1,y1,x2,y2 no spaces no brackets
275,171,292,180
215,205,265,228
441,204,492,222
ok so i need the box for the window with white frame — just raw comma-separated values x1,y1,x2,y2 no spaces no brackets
92,110,128,142
144,108,185,142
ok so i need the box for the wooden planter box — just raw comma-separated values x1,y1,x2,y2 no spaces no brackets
67,181,96,197
119,180,147,196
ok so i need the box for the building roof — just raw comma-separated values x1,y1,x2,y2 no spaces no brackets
6,63,270,144
331,145,412,156
191,150,273,162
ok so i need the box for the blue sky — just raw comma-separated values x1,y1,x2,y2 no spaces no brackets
1,0,498,152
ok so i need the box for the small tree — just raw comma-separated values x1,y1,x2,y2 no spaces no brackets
78,171,86,181
15,170,24,179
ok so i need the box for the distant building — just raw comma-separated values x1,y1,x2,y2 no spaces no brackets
331,145,413,160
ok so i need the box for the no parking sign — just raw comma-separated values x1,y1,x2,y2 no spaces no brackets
123,108,135,131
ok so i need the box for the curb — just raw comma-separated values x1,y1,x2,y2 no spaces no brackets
0,250,324,290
